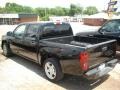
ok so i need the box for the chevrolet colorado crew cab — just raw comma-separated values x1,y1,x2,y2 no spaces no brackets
1,21,118,82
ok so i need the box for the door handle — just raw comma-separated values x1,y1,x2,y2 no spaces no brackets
31,41,35,44
31,40,36,45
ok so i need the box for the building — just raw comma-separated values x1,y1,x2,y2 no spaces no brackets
49,16,70,22
83,13,120,26
0,13,38,25
49,16,82,22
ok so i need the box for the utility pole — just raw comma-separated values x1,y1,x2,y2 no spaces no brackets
107,0,118,19
45,8,47,21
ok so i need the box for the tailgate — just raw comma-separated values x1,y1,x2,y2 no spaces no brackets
86,40,116,68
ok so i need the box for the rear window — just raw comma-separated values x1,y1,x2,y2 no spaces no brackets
41,23,73,39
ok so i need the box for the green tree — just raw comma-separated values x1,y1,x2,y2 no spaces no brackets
5,2,23,13
83,6,98,15
0,7,5,13
54,7,65,16
69,4,83,16
62,8,70,16
69,4,76,16
35,8,46,17
5,2,33,13
49,8,56,15
2,2,96,21
22,6,33,13
49,7,69,16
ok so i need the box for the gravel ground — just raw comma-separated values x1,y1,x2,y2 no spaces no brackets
0,24,120,90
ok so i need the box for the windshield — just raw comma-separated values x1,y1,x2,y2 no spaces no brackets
100,20,120,33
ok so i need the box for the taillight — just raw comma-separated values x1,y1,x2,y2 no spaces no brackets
79,51,89,71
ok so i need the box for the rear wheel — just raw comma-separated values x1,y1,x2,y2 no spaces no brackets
3,43,12,57
43,58,63,82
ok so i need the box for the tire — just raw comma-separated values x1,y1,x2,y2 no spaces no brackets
43,58,64,82
2,43,12,57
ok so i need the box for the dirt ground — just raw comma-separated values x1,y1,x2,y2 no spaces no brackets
0,25,120,90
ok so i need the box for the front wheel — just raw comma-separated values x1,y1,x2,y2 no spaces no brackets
43,58,63,82
2,43,12,57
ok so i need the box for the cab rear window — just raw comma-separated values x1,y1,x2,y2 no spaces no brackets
41,23,73,39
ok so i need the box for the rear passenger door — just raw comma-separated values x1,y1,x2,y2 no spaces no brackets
19,24,40,62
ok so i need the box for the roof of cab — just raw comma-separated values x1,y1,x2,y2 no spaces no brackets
20,21,69,25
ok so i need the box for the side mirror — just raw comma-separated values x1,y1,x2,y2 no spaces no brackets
7,31,13,36
99,28,107,34
98,28,103,34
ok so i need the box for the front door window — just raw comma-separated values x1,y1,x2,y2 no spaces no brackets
14,24,26,38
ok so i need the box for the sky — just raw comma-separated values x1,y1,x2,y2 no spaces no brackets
0,0,120,11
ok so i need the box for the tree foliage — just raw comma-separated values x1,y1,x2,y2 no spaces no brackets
5,2,33,13
69,4,83,16
0,7,5,13
83,6,98,15
0,2,99,20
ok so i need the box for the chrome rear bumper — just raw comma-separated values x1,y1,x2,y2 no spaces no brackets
84,59,118,79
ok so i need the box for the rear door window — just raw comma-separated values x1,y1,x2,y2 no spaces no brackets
26,24,40,38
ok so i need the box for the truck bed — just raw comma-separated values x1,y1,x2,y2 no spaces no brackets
44,36,110,47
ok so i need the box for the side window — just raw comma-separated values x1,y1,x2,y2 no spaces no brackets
14,24,26,38
26,24,40,38
42,24,55,35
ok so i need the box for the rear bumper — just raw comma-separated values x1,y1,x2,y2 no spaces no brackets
84,59,118,79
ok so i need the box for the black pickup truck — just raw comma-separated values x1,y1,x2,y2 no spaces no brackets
77,19,120,51
1,22,117,82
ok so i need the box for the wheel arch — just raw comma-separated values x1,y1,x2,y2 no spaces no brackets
39,50,60,67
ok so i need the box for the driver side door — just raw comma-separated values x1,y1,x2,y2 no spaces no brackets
10,24,27,54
